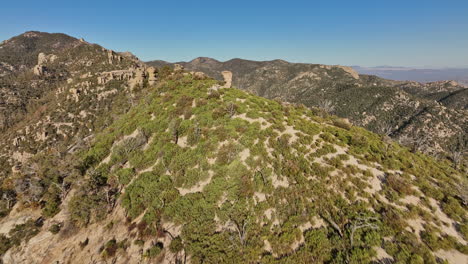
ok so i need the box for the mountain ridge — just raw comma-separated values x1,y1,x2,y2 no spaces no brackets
147,57,467,157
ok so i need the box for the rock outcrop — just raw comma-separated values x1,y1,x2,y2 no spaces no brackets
32,53,56,76
97,70,133,85
97,66,159,88
37,53,57,65
174,64,184,73
107,50,123,64
221,71,232,88
129,68,146,89
146,67,158,85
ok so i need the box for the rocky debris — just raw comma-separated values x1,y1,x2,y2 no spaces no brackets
221,71,233,88
146,67,158,85
174,64,184,73
107,49,123,64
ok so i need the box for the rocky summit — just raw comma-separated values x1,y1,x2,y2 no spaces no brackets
0,32,467,264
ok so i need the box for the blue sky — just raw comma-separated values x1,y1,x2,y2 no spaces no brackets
1,0,468,67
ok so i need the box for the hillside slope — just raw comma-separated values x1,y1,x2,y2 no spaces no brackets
0,31,149,220
2,69,466,263
147,58,467,157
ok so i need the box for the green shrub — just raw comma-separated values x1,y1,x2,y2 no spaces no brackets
169,236,184,253
2,219,42,255
385,174,414,196
101,238,129,258
144,242,164,258
332,117,352,130
49,223,62,234
0,234,12,256
134,239,145,247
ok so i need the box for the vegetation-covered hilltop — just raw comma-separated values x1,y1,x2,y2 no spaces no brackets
148,58,467,158
2,67,467,263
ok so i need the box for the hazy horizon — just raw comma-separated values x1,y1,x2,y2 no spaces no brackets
146,56,468,69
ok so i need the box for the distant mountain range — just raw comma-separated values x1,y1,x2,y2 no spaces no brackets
352,66,468,86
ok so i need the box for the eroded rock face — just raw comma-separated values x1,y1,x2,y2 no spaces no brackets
129,68,146,89
107,50,123,64
146,67,158,85
97,70,134,85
